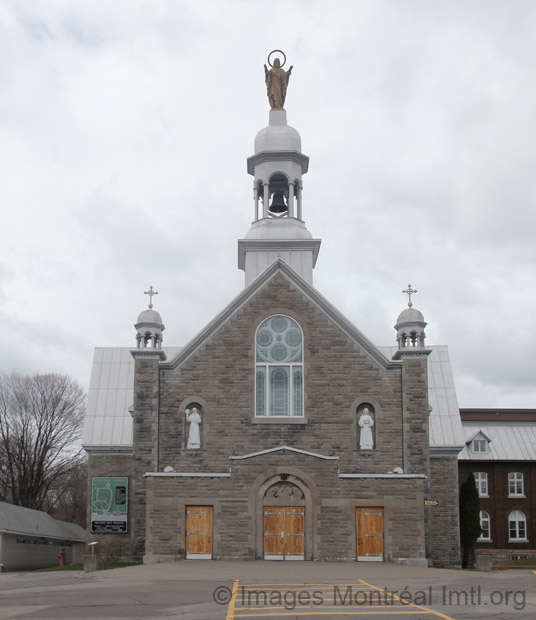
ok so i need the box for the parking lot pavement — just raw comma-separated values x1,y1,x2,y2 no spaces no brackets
0,562,534,620
228,578,460,619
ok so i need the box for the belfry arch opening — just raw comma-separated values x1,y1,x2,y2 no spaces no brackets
254,173,303,220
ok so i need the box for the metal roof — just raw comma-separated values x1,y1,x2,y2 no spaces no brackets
83,344,463,451
459,423,536,461
378,345,464,450
0,502,86,541
82,347,181,449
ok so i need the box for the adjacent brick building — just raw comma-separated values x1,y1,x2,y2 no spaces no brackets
82,82,465,566
458,409,536,551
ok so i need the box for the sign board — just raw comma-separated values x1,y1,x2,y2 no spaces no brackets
91,477,128,533
424,500,439,507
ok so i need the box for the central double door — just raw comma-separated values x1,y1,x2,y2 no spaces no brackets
264,506,305,560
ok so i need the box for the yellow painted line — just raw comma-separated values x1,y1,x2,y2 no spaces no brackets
237,605,419,610
240,584,376,588
234,612,433,617
226,579,240,620
238,598,408,610
359,579,457,620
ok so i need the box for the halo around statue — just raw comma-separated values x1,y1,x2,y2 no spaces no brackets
267,49,287,68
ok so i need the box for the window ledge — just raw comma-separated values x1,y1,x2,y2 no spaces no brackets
252,416,308,425
478,539,492,543
508,495,526,499
508,539,529,543
478,494,489,498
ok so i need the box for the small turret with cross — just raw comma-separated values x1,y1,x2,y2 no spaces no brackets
134,285,165,350
393,283,429,358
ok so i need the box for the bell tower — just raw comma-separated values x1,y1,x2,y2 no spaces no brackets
238,51,321,287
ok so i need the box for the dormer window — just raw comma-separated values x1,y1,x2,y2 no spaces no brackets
472,438,488,453
468,431,491,455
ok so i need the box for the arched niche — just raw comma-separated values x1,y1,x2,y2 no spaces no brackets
178,396,208,451
356,402,376,451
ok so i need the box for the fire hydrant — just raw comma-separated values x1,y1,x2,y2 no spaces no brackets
57,548,66,567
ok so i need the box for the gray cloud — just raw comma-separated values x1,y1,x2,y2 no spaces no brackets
1,0,535,408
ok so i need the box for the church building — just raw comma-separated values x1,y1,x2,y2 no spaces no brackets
82,54,465,567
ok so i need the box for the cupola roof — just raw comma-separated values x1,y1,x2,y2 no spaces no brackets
136,308,164,326
254,113,302,153
395,306,425,327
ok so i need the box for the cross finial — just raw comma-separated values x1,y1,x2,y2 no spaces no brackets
402,284,417,308
144,286,158,309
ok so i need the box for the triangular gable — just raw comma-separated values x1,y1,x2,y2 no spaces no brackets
161,258,399,372
465,429,493,445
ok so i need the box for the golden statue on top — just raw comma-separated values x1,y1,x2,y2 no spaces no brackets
264,50,293,110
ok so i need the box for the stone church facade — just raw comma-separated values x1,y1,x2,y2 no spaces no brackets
83,62,464,567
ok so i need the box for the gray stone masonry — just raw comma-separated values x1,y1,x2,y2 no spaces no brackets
145,273,432,563
158,274,410,475
144,466,426,561
429,455,461,567
88,271,451,564
132,354,161,560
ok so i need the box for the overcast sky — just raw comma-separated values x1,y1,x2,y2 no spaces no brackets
1,0,535,408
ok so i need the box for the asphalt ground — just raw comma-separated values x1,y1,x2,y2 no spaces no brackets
0,561,534,620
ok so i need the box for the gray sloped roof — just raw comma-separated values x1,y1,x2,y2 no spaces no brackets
82,347,182,449
0,502,86,541
459,424,536,460
378,345,465,451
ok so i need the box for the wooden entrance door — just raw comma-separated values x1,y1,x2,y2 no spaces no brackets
186,506,213,559
264,506,305,560
356,507,384,562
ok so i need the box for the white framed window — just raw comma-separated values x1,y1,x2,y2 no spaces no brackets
474,472,488,497
478,510,491,541
508,510,527,541
472,438,488,453
508,472,524,497
255,315,303,417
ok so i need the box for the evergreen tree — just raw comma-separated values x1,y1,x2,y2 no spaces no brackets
459,473,482,568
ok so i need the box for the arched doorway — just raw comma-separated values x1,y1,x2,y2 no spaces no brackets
263,480,305,560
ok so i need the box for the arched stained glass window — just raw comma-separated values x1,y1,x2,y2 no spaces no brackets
255,315,303,416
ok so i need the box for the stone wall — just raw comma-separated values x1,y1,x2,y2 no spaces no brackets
429,455,461,567
158,274,410,475
89,270,446,564
144,457,427,562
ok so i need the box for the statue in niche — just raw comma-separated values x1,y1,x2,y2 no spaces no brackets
358,407,375,450
186,407,202,449
264,56,293,110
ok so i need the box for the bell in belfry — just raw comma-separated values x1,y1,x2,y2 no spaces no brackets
268,191,288,214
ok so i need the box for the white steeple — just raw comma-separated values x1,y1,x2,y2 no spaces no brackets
238,54,321,287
